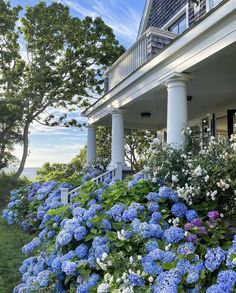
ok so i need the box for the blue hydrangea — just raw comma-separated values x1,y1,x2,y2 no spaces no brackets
56,230,73,246
206,284,225,293
185,210,198,222
128,273,144,287
148,202,160,212
36,270,50,287
87,273,100,287
217,269,236,291
226,247,236,269
171,202,188,217
164,226,185,244
149,212,162,224
177,242,195,255
74,226,87,241
61,260,77,275
159,186,178,202
75,244,88,259
205,247,226,272
100,219,111,231
107,203,125,222
145,240,159,252
187,271,200,284
147,192,160,201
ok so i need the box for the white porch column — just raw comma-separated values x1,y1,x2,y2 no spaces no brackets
110,109,126,168
165,74,189,147
87,125,96,163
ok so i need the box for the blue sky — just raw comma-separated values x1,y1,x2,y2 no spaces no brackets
12,0,145,167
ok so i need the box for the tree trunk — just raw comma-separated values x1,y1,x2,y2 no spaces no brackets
13,122,30,181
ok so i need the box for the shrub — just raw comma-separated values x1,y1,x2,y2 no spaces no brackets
145,133,236,217
3,173,236,292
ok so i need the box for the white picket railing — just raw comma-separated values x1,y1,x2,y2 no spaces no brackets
106,27,177,90
60,163,123,204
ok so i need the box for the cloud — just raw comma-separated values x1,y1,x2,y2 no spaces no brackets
60,0,142,46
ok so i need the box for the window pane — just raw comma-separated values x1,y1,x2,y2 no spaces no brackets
168,15,186,35
170,25,179,34
179,17,187,34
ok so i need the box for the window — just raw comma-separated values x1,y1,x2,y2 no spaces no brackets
207,0,222,11
168,15,187,35
211,0,222,8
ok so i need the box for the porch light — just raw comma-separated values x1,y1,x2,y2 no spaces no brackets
141,112,152,118
187,96,193,102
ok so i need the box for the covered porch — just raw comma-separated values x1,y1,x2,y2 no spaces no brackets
83,0,236,173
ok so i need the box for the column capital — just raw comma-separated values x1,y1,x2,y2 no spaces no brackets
86,124,97,129
110,108,124,116
160,72,193,86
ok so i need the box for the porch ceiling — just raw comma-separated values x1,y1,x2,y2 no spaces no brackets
96,43,236,130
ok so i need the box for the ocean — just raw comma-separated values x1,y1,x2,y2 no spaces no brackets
21,167,39,179
4,167,39,179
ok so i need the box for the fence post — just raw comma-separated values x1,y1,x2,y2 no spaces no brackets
115,162,123,181
60,188,69,205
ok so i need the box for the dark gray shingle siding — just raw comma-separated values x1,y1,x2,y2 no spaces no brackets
146,0,187,30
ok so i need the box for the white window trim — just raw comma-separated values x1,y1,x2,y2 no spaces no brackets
161,4,189,32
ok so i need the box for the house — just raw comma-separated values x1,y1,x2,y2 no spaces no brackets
83,0,236,175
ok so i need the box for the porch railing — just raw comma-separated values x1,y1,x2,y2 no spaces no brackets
60,163,123,204
105,27,177,91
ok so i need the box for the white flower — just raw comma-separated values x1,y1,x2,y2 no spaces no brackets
104,273,112,283
173,217,180,226
137,255,142,260
210,190,218,201
193,165,203,177
102,253,108,261
232,258,236,265
97,283,110,293
144,166,150,172
148,276,154,283
129,256,133,264
171,174,179,183
116,278,121,284
117,231,126,241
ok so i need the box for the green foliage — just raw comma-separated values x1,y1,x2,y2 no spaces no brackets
0,210,34,292
96,126,157,171
0,1,125,177
146,132,236,218
36,147,87,185
0,173,29,208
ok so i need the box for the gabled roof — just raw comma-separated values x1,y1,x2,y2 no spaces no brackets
137,0,154,39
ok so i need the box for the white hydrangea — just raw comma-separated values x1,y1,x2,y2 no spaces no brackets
193,165,203,177
97,283,110,293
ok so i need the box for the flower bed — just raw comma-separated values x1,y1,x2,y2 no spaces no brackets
3,172,236,292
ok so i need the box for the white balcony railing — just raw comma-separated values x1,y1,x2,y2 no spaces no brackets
106,27,177,91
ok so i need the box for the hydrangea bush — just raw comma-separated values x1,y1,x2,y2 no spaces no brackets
2,165,104,232
3,171,236,292
145,133,236,217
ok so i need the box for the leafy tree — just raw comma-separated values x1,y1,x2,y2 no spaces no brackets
0,1,125,179
96,127,157,171
0,1,24,168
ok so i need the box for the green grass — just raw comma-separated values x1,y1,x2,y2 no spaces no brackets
0,212,34,293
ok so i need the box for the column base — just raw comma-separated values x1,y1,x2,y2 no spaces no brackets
107,162,131,171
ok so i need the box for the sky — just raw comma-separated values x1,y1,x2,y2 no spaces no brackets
11,0,146,168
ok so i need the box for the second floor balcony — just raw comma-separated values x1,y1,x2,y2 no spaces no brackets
105,27,177,92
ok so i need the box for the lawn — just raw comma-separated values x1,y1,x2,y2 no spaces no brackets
0,211,33,292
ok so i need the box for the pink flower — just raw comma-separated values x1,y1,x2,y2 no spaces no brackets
207,210,220,220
